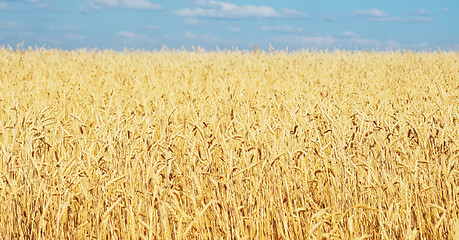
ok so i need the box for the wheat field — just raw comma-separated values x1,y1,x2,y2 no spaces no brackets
0,48,458,239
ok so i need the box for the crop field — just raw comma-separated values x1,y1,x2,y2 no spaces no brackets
0,48,458,239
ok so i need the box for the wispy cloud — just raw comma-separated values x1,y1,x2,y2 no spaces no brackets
228,26,241,32
183,18,199,26
350,8,434,22
342,31,359,37
0,20,23,30
3,0,49,8
351,8,387,18
350,8,400,22
142,25,159,30
349,37,381,48
160,30,241,49
122,0,161,10
116,31,137,38
49,25,79,31
184,31,197,39
64,33,85,41
173,0,307,19
273,34,336,48
179,31,238,49
115,31,156,44
324,15,337,22
261,25,303,33
3,0,39,3
410,9,429,16
279,8,308,18
272,32,386,50
409,16,434,22
87,0,161,10
0,1,8,10
272,32,434,51
405,9,434,22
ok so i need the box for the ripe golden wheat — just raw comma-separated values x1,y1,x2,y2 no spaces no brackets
0,48,458,239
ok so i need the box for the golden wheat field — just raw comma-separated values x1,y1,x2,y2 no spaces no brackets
0,47,458,239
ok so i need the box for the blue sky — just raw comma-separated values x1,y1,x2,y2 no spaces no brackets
0,0,457,51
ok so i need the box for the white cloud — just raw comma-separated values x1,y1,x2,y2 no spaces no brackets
142,25,159,30
272,33,393,50
349,37,380,47
173,0,307,19
351,8,387,18
409,42,428,50
88,0,161,10
342,31,359,37
228,26,241,32
273,34,434,51
90,0,117,9
383,41,430,51
351,8,434,22
49,25,79,31
184,31,197,38
384,39,402,49
279,8,308,18
123,0,161,9
413,9,429,16
0,0,41,8
351,8,400,22
78,5,92,13
115,31,156,44
409,16,434,22
405,9,433,22
273,34,336,48
64,33,85,41
174,31,239,49
0,20,23,30
183,18,199,26
21,0,48,8
116,31,137,38
0,1,8,10
63,25,79,30
261,25,303,33
174,2,277,18
200,33,224,44
442,8,451,12
350,8,402,22
324,15,337,22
